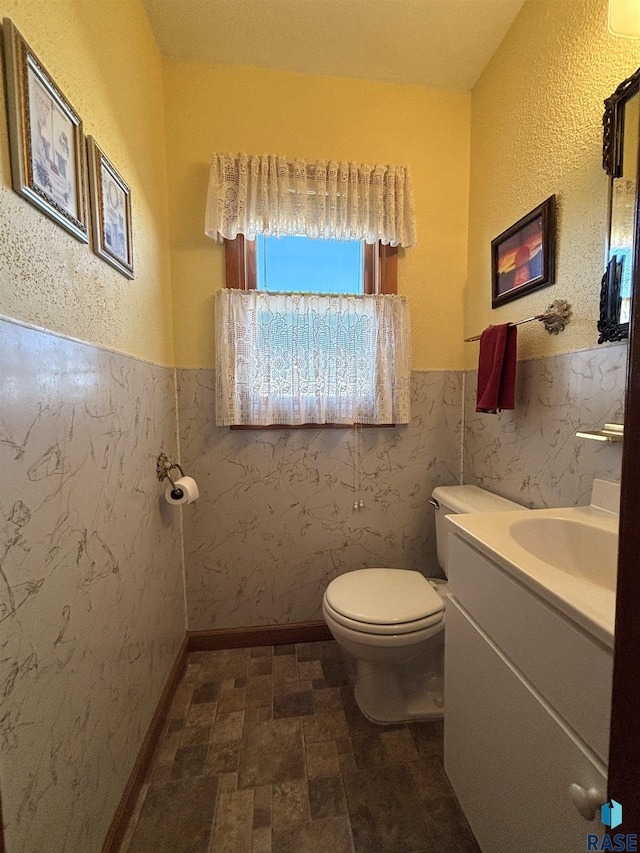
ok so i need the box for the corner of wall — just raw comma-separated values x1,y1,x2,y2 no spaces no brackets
465,0,640,363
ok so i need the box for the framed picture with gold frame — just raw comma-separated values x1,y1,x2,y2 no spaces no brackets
2,18,88,242
86,136,134,279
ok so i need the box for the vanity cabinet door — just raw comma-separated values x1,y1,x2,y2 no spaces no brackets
447,533,612,763
444,598,606,853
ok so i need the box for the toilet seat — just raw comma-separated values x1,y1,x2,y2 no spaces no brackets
324,568,445,636
323,597,444,636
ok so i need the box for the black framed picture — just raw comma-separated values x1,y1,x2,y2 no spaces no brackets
491,195,556,308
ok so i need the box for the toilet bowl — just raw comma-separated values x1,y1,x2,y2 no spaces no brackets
322,485,523,724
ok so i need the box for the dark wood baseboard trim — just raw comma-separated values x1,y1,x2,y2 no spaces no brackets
187,620,332,652
101,621,330,850
101,635,189,853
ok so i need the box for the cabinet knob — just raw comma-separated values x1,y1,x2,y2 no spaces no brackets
569,783,606,822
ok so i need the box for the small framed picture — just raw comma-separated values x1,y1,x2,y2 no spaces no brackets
2,18,88,242
86,136,134,279
491,195,556,308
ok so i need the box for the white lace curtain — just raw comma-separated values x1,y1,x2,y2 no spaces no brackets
205,153,417,247
215,289,411,426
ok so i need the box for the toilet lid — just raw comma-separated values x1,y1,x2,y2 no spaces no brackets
325,568,444,625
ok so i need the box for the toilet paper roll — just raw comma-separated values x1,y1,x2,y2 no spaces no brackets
164,476,199,505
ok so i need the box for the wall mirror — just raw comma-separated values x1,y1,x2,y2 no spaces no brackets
600,69,640,343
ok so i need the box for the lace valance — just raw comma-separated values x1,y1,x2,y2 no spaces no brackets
205,153,417,248
215,288,411,426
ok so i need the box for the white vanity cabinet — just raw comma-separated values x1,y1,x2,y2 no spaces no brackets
444,533,612,853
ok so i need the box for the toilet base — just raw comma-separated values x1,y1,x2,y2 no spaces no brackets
352,657,445,724
355,681,444,724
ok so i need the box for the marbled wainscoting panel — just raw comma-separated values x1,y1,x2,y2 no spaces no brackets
464,343,627,508
177,370,462,630
0,319,185,853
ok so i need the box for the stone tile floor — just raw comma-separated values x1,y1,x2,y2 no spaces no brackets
119,640,480,853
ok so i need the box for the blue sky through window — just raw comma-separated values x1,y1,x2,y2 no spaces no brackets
256,235,364,293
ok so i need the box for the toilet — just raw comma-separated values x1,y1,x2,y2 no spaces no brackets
322,485,523,724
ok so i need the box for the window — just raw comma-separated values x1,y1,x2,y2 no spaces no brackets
224,236,397,295
218,236,405,429
256,235,363,293
209,153,413,429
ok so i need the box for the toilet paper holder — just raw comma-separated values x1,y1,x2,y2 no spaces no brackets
156,452,187,500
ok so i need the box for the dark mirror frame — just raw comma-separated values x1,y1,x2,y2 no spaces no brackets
599,68,640,344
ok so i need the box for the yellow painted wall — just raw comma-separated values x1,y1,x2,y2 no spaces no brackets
164,62,471,370
467,0,640,366
3,0,635,373
0,0,174,365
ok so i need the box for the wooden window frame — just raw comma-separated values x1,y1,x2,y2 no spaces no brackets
224,236,398,294
223,235,399,430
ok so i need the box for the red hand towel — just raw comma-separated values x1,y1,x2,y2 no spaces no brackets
476,323,517,413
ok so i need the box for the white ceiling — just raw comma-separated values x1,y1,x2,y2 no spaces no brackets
142,0,527,91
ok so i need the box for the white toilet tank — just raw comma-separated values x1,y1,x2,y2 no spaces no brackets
431,485,523,575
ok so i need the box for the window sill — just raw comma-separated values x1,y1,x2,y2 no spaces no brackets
230,423,396,431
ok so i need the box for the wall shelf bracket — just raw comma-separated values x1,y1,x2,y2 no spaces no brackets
575,423,624,442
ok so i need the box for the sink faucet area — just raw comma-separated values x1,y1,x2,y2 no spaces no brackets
445,479,620,648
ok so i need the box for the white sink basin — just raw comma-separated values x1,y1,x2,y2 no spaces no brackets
445,480,621,647
508,516,618,591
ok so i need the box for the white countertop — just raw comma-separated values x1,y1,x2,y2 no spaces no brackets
446,506,618,649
